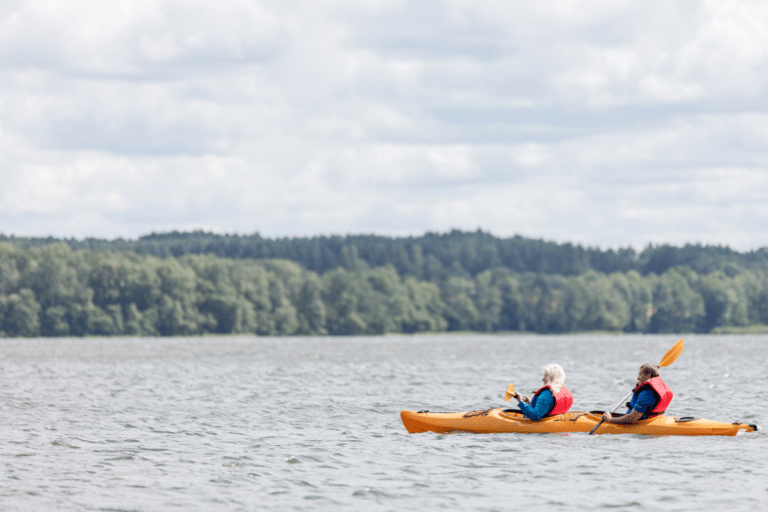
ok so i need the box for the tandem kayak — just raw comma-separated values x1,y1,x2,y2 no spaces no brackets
400,408,759,436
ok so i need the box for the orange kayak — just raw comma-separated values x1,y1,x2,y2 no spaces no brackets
400,409,758,436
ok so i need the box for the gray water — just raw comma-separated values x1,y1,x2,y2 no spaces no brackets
1,334,765,511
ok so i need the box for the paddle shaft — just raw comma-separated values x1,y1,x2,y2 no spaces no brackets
588,390,633,434
609,390,634,413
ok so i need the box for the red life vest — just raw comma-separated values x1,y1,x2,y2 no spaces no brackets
634,376,673,414
534,384,574,416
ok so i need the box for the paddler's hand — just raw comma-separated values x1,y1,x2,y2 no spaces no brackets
602,412,612,422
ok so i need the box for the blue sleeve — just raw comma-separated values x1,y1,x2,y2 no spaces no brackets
519,389,555,421
631,389,657,417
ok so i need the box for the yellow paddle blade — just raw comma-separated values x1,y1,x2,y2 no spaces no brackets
659,338,684,367
503,383,515,402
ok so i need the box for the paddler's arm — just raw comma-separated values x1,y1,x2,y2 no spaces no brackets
602,409,643,424
602,389,656,424
517,389,554,421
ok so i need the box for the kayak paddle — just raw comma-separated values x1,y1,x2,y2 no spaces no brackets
589,338,684,435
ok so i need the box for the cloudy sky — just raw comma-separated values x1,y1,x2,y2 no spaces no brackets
2,0,768,251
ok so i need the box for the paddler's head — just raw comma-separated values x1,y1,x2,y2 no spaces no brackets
636,363,660,388
542,363,566,393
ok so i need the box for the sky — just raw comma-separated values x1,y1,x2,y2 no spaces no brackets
2,0,768,251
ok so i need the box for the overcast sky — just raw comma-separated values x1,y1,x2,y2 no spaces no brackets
2,0,768,251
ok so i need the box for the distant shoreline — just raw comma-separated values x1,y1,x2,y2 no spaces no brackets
2,233,768,338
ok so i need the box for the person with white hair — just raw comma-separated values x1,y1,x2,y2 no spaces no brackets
510,363,573,421
600,363,673,425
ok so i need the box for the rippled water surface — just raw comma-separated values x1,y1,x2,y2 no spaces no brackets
1,334,766,511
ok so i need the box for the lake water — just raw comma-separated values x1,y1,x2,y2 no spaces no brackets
0,334,765,511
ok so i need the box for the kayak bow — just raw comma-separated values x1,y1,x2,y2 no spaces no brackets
400,409,758,436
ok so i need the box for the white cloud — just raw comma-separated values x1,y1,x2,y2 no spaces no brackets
1,0,768,251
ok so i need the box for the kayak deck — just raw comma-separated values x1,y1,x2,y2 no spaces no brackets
400,408,759,436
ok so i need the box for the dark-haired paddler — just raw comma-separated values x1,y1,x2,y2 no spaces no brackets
601,363,673,425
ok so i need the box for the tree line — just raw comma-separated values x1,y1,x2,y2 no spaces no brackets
3,229,767,281
2,241,767,337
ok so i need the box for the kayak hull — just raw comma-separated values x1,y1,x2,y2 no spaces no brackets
400,409,758,436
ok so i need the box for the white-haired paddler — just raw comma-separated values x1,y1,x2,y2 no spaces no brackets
510,363,574,421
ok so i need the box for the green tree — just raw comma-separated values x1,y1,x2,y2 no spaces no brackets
698,271,748,331
41,305,70,336
520,274,571,333
493,269,524,331
1,289,41,337
649,267,705,333
442,277,479,331
399,277,447,333
271,279,299,335
295,273,327,335
610,271,654,332
0,247,22,295
473,271,503,332
124,302,158,335
157,295,202,336
577,272,630,332
322,268,387,335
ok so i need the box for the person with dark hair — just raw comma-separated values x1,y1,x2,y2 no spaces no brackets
601,363,673,425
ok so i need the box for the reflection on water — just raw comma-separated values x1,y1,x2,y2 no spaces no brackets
0,334,765,511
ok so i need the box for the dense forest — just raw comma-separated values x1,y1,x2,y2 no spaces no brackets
2,231,768,338
4,229,767,279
